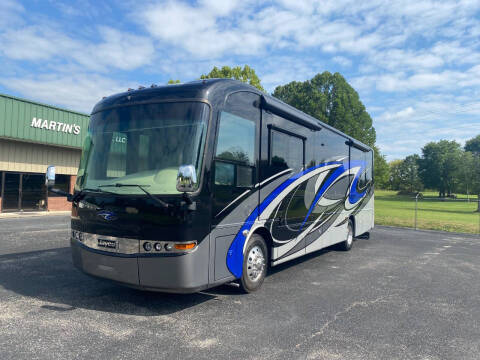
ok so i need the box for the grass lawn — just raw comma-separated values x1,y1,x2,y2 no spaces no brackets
375,190,480,234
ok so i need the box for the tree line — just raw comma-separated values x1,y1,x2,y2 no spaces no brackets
383,137,480,202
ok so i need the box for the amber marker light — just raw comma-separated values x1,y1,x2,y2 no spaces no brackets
174,242,196,250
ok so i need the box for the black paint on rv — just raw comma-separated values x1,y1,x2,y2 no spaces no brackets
69,79,374,293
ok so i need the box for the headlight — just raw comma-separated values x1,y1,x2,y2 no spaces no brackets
143,242,152,251
140,240,197,253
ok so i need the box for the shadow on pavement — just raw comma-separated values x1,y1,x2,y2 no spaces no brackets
0,238,371,315
0,247,217,316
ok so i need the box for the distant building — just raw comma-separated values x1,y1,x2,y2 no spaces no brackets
0,93,89,212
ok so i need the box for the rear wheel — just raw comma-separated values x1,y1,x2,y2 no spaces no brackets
338,219,354,251
239,234,268,293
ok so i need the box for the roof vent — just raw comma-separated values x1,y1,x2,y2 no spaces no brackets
127,88,133,92
150,84,157,88
138,86,145,90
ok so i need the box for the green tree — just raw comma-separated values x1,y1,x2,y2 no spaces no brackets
419,140,463,197
273,72,376,147
399,154,423,192
465,134,480,154
200,65,265,92
458,151,473,194
373,146,389,189
167,79,181,84
470,156,480,212
464,135,480,211
388,159,404,190
388,156,422,192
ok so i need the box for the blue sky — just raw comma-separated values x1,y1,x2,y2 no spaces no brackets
1,0,479,161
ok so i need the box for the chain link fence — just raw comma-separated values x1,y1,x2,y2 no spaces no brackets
412,195,480,235
375,191,480,235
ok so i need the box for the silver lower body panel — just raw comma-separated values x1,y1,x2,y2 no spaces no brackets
71,237,211,293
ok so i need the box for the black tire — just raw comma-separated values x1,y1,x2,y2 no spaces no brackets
239,234,268,293
338,219,354,251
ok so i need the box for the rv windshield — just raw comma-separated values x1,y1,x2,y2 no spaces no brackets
76,101,209,195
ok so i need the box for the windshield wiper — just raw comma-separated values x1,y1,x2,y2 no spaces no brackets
72,187,118,202
98,183,171,209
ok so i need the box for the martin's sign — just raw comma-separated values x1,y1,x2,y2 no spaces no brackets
30,117,81,135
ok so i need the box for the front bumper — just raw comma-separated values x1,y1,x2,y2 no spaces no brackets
71,236,210,293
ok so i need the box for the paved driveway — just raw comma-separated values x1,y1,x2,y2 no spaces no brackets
0,216,479,359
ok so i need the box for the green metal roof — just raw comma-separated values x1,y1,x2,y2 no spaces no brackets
0,93,90,148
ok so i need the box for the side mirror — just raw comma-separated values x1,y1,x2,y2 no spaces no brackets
176,165,197,193
46,165,56,187
45,165,72,201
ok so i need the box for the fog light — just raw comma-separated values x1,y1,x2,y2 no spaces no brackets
154,242,162,251
164,243,173,251
143,242,152,251
174,242,196,250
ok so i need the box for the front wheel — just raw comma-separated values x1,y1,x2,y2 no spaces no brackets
239,234,268,293
338,219,354,251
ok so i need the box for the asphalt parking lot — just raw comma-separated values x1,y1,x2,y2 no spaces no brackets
0,215,479,360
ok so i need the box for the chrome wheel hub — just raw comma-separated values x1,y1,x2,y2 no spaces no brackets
246,245,265,282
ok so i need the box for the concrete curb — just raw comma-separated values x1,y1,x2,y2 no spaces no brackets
0,211,70,219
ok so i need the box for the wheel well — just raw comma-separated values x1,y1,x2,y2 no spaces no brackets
253,227,273,263
349,215,356,236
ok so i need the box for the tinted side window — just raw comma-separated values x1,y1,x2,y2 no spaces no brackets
214,112,256,187
212,92,260,221
366,150,373,185
350,147,369,189
313,130,350,215
270,130,304,172
216,112,255,166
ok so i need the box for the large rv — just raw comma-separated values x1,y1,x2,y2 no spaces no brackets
47,79,374,293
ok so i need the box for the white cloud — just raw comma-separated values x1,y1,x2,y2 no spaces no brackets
0,0,23,27
352,63,480,94
377,106,415,122
370,49,445,72
0,74,128,113
0,25,154,71
199,0,241,16
79,27,155,71
277,0,317,14
332,56,352,67
1,26,72,60
259,56,321,92
138,0,268,58
135,1,385,58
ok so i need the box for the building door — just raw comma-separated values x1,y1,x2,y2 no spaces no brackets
22,174,46,210
3,173,21,211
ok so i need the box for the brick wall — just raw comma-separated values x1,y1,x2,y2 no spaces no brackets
69,175,76,193
47,196,71,211
47,175,76,212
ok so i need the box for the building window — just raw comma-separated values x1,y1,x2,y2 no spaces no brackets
49,175,70,197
